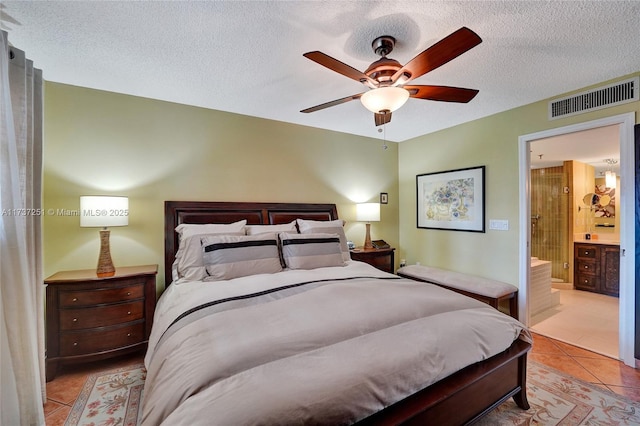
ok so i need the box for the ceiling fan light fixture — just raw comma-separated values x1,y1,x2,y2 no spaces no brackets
360,86,410,113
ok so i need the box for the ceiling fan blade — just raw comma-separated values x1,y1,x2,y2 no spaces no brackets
392,27,482,84
300,93,364,113
304,51,377,87
404,85,479,103
374,110,392,126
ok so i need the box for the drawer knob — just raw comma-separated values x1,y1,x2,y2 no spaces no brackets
584,265,589,269
127,292,131,296
72,297,78,302
72,318,77,322
127,333,132,337
585,279,588,283
73,342,78,346
585,251,589,255
127,311,131,315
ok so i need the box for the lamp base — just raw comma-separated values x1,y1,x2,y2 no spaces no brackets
96,229,115,277
363,223,373,249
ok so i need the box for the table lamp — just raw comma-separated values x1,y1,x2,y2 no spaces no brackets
80,196,128,277
356,203,380,249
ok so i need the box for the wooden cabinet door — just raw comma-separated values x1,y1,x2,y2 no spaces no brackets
600,246,620,297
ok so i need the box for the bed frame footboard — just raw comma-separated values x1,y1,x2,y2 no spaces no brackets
357,338,531,425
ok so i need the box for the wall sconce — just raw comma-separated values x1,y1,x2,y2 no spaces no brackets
356,203,380,249
604,158,617,189
80,196,129,277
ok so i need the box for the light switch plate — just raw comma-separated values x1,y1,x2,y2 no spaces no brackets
489,219,509,231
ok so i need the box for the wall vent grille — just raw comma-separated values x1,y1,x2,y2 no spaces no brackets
548,76,638,120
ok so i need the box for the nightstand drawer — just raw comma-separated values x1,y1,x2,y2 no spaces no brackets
60,322,145,356
350,247,395,273
361,254,392,271
60,301,144,330
59,283,144,307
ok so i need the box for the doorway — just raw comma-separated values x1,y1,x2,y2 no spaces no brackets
518,112,636,367
528,130,619,358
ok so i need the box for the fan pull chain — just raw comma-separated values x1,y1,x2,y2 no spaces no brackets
378,124,388,150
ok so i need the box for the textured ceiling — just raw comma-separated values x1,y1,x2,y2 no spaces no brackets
2,1,639,144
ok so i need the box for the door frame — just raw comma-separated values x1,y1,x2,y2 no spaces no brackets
518,112,636,367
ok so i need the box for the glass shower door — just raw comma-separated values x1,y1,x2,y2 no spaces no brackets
530,166,569,283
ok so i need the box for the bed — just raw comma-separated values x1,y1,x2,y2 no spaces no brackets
142,201,531,425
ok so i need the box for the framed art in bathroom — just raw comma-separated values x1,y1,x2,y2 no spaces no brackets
416,166,485,232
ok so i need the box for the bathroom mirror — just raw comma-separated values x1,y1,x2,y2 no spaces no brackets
582,193,599,207
581,193,611,211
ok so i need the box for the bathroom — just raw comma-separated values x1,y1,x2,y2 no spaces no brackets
528,125,620,358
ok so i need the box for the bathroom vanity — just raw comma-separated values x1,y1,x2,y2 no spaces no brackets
574,242,619,297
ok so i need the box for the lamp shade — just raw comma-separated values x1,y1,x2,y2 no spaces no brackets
356,203,380,222
360,87,410,113
80,196,129,227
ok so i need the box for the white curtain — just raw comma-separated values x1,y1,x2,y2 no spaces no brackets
0,30,46,425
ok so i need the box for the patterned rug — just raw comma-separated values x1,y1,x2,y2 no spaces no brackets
66,361,640,425
64,363,145,426
480,361,640,425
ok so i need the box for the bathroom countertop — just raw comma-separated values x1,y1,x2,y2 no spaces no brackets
574,239,620,246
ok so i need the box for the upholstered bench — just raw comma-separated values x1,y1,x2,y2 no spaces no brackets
397,265,519,319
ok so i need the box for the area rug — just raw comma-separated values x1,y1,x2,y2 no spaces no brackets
64,363,145,426
479,361,640,425
66,361,640,425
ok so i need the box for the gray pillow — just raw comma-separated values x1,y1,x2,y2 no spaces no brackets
296,218,351,262
279,232,346,270
176,232,245,282
202,233,282,281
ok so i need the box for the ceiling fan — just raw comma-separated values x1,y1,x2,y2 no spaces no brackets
301,27,482,126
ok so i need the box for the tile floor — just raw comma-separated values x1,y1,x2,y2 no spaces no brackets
44,333,640,425
530,288,619,358
529,333,640,402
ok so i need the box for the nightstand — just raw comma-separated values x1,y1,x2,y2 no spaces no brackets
350,247,395,273
45,264,157,381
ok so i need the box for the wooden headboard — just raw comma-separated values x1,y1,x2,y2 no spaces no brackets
164,201,339,285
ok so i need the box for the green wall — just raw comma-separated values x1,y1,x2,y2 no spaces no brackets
43,73,639,295
398,72,639,286
43,83,399,292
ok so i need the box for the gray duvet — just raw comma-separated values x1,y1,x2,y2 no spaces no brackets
142,263,529,425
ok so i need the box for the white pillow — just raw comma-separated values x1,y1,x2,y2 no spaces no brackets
279,232,346,270
296,218,345,230
246,220,297,235
202,233,283,281
175,220,247,243
296,218,350,262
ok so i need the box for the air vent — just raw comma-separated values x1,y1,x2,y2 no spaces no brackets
549,76,638,120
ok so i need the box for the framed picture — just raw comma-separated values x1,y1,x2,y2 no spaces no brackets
380,192,388,204
416,166,485,232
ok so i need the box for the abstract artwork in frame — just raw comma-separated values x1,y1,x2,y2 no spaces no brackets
416,166,485,232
